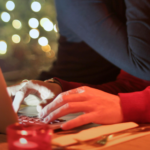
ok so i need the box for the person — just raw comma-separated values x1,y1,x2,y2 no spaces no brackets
39,0,150,82
38,0,123,84
8,76,150,130
7,0,150,130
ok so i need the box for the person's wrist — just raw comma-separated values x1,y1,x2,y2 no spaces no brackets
116,96,124,123
44,78,63,92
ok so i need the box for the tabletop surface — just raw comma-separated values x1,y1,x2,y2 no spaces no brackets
1,108,150,150
1,127,150,150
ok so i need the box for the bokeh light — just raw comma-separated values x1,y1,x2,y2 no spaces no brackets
29,29,40,39
31,1,41,12
19,138,27,144
41,44,51,52
1,12,11,22
46,50,55,58
0,41,7,55
6,1,15,11
40,18,53,31
28,18,39,28
12,20,22,29
54,24,58,32
23,34,31,43
12,34,21,43
38,37,48,46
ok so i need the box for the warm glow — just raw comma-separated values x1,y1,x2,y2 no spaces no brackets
54,24,58,32
40,18,48,27
0,41,7,54
40,18,53,31
6,1,15,11
12,20,22,29
19,138,28,144
29,29,40,39
28,18,39,28
31,1,41,12
41,44,51,52
41,130,45,133
49,131,53,135
1,12,11,22
12,34,21,43
38,37,48,46
21,130,28,135
46,50,55,58
24,34,31,43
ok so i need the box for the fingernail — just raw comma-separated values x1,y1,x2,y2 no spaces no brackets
61,124,67,130
37,105,42,113
39,112,43,118
44,117,49,123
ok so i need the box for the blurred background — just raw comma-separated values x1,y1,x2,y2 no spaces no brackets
0,0,59,85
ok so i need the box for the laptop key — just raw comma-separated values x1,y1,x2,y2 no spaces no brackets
18,115,65,125
22,120,28,122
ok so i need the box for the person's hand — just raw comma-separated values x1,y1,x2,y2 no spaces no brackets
7,80,29,99
39,86,123,130
7,80,62,112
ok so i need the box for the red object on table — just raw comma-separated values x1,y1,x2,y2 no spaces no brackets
7,123,53,150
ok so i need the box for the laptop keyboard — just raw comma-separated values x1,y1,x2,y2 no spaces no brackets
18,115,65,125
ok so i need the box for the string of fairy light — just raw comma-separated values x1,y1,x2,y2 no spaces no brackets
0,0,58,56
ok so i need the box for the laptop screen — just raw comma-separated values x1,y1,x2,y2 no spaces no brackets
0,69,18,134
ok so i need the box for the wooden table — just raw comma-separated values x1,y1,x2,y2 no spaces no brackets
1,110,150,150
1,129,150,150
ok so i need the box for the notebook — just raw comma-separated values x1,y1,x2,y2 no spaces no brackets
0,69,65,134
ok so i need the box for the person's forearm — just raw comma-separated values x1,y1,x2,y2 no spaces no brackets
119,86,150,123
54,70,150,95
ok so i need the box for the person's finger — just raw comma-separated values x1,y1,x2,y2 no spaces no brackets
43,102,90,123
39,93,89,118
7,81,28,97
20,80,55,100
62,87,85,96
35,83,55,100
36,98,54,113
37,86,87,114
61,113,94,130
13,91,25,112
13,80,57,112
12,82,37,112
36,105,43,113
12,81,42,112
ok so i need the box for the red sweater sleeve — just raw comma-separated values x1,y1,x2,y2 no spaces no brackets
119,86,150,123
54,70,150,95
